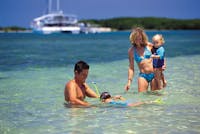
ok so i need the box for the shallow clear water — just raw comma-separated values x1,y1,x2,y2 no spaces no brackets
0,31,200,134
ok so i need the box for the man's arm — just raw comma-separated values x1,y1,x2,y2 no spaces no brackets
65,82,90,106
84,83,99,98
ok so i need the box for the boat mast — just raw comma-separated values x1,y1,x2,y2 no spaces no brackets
57,0,60,11
48,0,60,13
48,0,52,13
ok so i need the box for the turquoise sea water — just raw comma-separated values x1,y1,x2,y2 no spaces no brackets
0,31,200,134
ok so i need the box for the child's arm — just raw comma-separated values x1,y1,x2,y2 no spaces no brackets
151,47,165,59
151,54,160,59
113,95,126,101
127,102,145,107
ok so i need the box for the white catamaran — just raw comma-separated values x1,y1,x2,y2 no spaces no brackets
31,0,80,34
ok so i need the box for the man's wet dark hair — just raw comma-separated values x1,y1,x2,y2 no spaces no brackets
74,61,89,74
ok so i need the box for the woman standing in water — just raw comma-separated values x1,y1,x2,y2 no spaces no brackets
124,27,155,92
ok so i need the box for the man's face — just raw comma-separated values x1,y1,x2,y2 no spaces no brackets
76,69,88,83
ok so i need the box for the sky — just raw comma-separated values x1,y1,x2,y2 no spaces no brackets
1,0,200,28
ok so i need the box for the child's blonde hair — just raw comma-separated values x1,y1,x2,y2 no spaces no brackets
153,34,165,44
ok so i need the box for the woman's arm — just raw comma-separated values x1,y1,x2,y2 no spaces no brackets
125,47,134,91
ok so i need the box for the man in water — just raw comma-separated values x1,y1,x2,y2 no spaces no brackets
64,61,99,106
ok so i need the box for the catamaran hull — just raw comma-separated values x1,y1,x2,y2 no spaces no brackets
32,26,80,34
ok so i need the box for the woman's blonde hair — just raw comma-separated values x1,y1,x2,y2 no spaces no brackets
129,27,148,47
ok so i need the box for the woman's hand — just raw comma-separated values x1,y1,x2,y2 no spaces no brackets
124,81,131,91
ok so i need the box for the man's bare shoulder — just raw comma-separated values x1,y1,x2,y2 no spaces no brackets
66,80,76,90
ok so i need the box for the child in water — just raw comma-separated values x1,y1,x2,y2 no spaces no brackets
151,34,167,90
100,92,159,107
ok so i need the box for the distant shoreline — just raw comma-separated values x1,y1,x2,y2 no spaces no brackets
0,30,32,33
1,29,200,34
1,17,200,32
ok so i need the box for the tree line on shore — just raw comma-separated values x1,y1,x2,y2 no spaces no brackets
0,26,28,32
1,17,200,32
81,17,200,30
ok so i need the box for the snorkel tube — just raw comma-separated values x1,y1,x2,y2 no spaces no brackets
91,82,100,96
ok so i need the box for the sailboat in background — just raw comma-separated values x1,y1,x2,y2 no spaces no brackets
31,0,80,34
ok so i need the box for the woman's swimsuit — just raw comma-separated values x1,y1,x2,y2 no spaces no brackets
139,72,154,82
133,47,154,82
134,47,152,63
